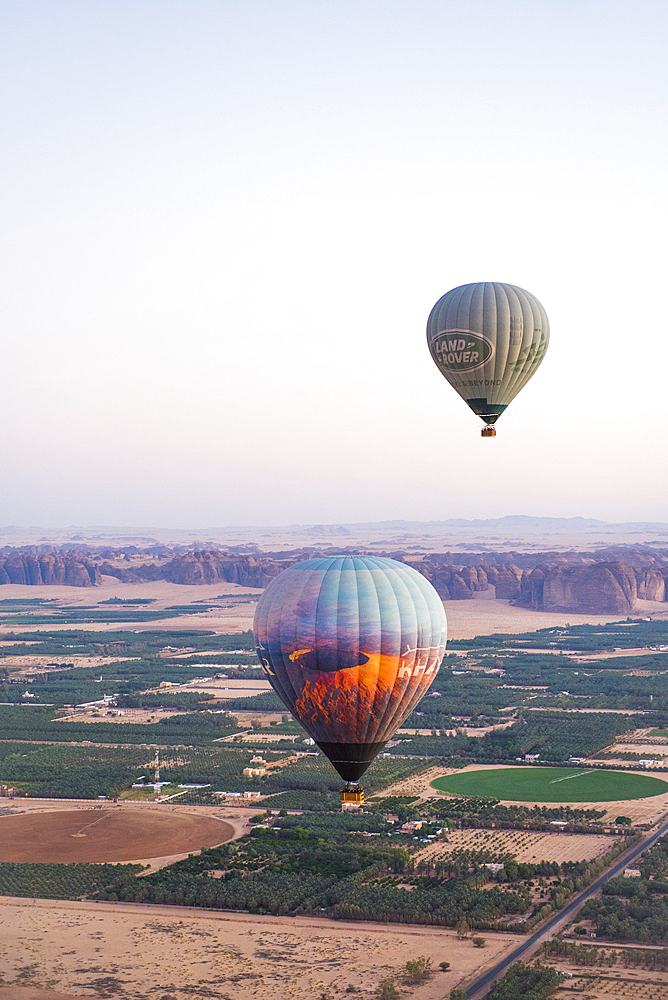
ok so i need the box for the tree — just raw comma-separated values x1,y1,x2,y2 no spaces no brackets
403,956,433,984
456,917,469,938
439,961,451,971
504,860,519,881
616,816,632,825
375,977,400,999
473,937,486,948
450,991,467,1000
487,961,562,999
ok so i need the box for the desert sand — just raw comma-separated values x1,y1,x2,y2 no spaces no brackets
0,579,262,637
0,579,658,640
0,896,520,1000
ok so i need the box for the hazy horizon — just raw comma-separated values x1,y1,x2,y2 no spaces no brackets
2,1,667,527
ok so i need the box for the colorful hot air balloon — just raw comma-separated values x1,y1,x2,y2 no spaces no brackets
427,281,549,436
254,556,447,789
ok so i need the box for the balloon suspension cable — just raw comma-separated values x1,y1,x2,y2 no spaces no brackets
481,424,496,437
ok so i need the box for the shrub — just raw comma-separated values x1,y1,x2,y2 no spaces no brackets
403,956,433,984
375,977,400,999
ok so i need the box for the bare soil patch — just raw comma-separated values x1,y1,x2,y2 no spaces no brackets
2,655,133,675
0,808,233,863
375,764,458,801
0,990,86,1000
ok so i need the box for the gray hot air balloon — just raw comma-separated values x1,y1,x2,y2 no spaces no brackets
427,282,549,436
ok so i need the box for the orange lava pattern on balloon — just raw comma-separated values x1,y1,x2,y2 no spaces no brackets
254,556,447,748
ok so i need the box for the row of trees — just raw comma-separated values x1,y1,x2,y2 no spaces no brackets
544,937,668,970
0,861,142,899
99,863,529,927
0,706,242,749
385,710,641,763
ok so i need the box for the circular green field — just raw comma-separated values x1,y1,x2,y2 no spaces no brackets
430,767,668,803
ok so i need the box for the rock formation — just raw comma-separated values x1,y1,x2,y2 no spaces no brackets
0,554,100,587
2,541,668,613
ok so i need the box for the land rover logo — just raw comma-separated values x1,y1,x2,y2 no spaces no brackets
429,330,494,373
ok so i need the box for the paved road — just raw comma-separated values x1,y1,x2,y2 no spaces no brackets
465,815,668,999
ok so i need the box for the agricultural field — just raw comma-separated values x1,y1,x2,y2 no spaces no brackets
416,828,618,866
431,766,668,802
541,940,668,1000
0,738,428,802
0,806,234,863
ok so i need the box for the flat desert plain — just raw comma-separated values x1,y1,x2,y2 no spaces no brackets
0,897,520,1000
0,579,262,637
0,578,661,639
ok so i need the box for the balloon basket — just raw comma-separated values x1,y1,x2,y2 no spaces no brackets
341,785,364,809
481,425,496,437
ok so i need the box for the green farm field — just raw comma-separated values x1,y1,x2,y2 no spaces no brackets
431,767,668,803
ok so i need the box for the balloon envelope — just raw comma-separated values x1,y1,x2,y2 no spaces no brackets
254,555,447,781
427,281,549,425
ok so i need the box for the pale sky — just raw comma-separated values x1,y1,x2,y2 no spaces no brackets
1,1,667,528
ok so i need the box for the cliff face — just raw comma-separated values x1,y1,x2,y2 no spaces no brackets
0,554,101,587
541,563,635,614
637,568,667,602
163,551,284,588
518,561,668,613
411,562,523,601
100,550,285,589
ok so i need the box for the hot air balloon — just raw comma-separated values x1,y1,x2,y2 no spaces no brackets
427,281,549,436
254,555,447,802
